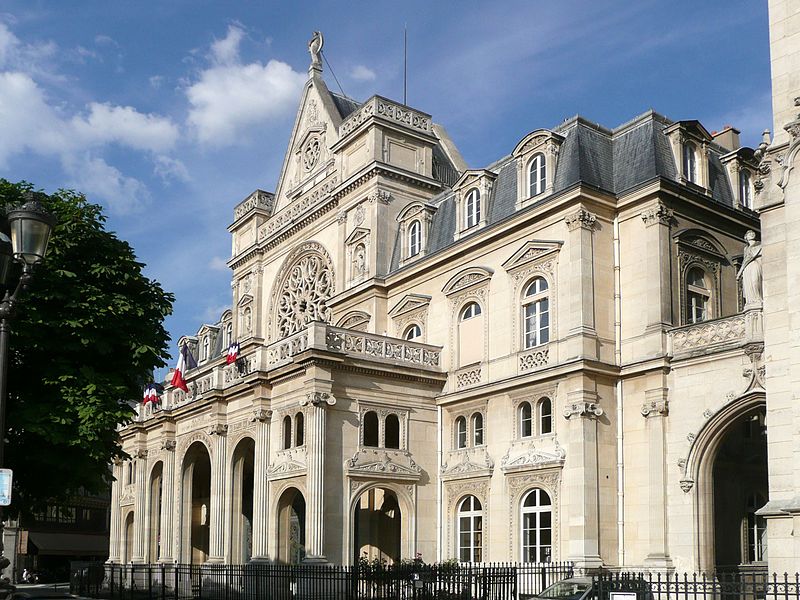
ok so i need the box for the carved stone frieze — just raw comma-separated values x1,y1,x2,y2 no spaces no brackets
133,449,149,459
563,402,603,419
669,314,746,356
518,346,549,373
455,365,481,389
367,190,392,204
233,189,274,222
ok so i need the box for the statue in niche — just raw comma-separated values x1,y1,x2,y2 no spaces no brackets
308,31,323,70
737,230,763,308
353,244,367,278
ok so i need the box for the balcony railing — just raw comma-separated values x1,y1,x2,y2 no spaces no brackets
668,312,753,358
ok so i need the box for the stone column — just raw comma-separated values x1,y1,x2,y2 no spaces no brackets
208,424,228,563
131,450,148,563
158,440,176,563
565,208,597,339
301,391,336,562
108,460,123,563
641,391,673,570
250,408,272,561
640,202,674,331
563,393,603,571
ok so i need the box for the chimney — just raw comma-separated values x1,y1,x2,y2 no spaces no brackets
712,125,741,151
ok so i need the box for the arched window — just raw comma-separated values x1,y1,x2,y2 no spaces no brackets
455,416,468,449
404,324,422,341
539,398,552,435
521,488,552,562
282,416,292,450
294,412,304,447
459,302,483,367
408,220,421,257
523,277,550,348
465,189,481,229
225,322,233,350
364,411,379,447
683,142,697,183
457,496,483,563
686,266,710,323
740,170,752,209
528,153,546,197
461,302,482,321
385,414,400,449
519,402,533,438
202,336,210,361
472,412,484,446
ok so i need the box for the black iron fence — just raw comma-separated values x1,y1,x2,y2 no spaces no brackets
594,571,800,600
71,561,572,600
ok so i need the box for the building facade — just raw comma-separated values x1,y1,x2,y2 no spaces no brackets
109,4,800,574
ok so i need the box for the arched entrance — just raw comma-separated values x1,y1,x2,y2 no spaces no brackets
181,442,211,564
353,487,401,564
276,487,306,564
148,462,163,561
230,438,255,563
123,512,134,564
711,406,768,571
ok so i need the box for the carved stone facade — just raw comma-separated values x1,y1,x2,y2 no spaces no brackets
111,28,795,573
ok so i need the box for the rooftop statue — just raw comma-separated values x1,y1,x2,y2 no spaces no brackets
308,31,323,72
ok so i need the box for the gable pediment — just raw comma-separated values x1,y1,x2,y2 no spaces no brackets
442,267,493,296
345,227,370,245
512,129,565,157
389,294,431,317
502,240,563,272
453,168,497,192
237,293,253,307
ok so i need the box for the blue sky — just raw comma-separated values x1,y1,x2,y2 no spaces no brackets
0,1,771,376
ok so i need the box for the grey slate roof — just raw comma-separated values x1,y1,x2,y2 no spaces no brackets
330,92,361,120
388,110,745,275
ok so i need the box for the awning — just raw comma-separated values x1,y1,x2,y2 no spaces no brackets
27,532,108,556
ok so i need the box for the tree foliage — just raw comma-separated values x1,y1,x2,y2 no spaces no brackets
0,179,174,516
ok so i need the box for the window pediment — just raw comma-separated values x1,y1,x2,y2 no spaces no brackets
237,293,254,308
389,294,431,317
442,267,493,296
452,169,497,193
397,201,435,223
502,240,563,273
512,129,565,158
345,227,370,245
336,310,371,331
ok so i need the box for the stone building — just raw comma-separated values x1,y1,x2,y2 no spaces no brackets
109,2,800,574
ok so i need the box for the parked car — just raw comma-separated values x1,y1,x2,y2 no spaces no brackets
529,577,594,600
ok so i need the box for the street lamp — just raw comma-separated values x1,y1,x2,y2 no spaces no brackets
0,193,56,468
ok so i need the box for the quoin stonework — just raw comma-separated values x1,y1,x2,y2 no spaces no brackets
110,2,800,574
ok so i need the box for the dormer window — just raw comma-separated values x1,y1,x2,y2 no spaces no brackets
528,153,546,197
404,324,422,341
683,142,698,183
740,170,752,209
408,220,421,257
202,336,210,361
465,189,481,229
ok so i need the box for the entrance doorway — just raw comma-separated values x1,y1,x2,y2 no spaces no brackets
353,487,401,564
276,487,306,564
230,438,255,562
181,442,211,564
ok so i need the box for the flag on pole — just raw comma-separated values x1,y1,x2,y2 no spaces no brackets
142,383,162,405
226,341,240,365
170,344,198,392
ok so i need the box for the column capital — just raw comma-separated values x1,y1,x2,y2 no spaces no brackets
207,423,228,436
133,449,149,460
641,399,669,418
301,391,336,407
640,202,674,227
563,401,603,419
565,208,597,231
160,439,177,452
251,408,272,422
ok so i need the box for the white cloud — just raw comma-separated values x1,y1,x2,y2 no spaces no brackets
208,256,229,271
154,155,190,183
149,75,164,89
200,303,231,323
185,26,305,146
71,102,179,152
350,64,376,81
63,154,150,214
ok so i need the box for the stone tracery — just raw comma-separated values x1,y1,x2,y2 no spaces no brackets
276,249,334,338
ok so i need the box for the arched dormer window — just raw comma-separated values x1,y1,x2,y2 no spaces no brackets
523,277,549,348
225,322,233,350
686,266,710,323
455,416,467,449
472,412,484,446
683,142,697,183
294,412,304,447
282,416,292,450
538,398,552,435
202,336,210,361
465,189,481,229
404,324,422,341
408,220,421,257
363,411,379,447
519,401,533,438
739,170,752,209
528,153,546,197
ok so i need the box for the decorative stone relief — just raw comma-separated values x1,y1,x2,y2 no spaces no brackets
441,447,494,481
337,311,371,331
455,365,481,389
301,392,336,407
518,347,549,372
346,448,421,480
207,424,228,437
563,402,603,419
367,190,392,204
251,408,272,423
641,399,668,417
670,314,746,355
161,440,176,452
640,202,674,227
680,479,694,493
564,208,597,231
500,438,565,473
268,447,307,480
257,176,339,243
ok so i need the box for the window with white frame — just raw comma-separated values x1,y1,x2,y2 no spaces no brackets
683,142,698,183
744,493,767,563
521,488,552,562
523,277,550,348
686,266,710,324
529,153,546,197
455,416,468,449
457,495,483,563
453,411,485,449
404,324,422,341
458,302,484,367
464,189,481,229
538,398,553,435
202,336,210,361
462,302,481,321
472,412,484,446
225,322,233,350
519,401,533,438
408,220,421,257
739,170,752,209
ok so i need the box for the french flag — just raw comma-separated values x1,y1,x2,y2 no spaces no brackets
226,341,240,365
170,344,198,393
142,383,161,405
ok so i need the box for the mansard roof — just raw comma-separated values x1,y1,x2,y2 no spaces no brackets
388,110,748,273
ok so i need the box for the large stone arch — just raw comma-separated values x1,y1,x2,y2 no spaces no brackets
227,436,256,563
680,392,767,572
346,481,416,565
268,240,336,342
146,460,164,562
178,440,213,564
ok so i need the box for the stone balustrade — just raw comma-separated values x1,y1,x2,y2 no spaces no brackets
668,312,758,358
339,96,433,139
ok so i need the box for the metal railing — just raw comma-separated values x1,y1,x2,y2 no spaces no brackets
71,561,573,600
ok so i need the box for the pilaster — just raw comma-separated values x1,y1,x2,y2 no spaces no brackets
207,424,228,563
250,408,272,561
300,390,336,562
108,460,123,563
131,449,148,563
158,440,176,563
640,201,674,331
565,208,597,343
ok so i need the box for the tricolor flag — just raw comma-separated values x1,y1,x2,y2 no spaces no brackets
226,341,240,365
142,383,160,405
170,344,198,393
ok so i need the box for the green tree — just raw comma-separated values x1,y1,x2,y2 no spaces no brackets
0,179,174,516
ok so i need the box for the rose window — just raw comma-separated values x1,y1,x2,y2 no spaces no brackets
277,254,334,337
303,138,321,171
